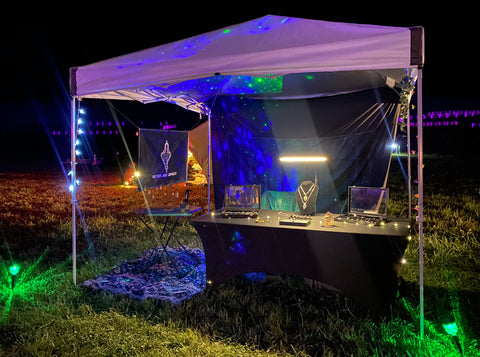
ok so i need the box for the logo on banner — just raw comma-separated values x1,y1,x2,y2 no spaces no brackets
161,140,172,173
153,140,177,179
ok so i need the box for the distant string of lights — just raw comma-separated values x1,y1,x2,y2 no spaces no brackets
52,121,176,136
51,109,479,136
420,109,480,119
403,109,480,128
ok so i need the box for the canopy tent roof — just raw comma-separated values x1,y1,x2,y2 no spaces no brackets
70,15,424,113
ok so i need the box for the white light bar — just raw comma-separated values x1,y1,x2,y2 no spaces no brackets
279,156,328,162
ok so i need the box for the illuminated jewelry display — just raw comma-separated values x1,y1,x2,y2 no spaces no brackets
299,183,316,209
296,180,319,215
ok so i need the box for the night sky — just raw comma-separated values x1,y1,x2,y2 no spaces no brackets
1,4,479,165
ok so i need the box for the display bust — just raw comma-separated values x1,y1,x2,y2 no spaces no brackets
295,180,319,215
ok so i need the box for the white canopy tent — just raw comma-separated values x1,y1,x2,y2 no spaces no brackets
71,15,423,110
70,15,425,335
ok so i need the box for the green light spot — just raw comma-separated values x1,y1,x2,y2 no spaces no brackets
306,75,314,80
1,249,53,322
223,29,231,34
9,264,20,276
442,322,458,336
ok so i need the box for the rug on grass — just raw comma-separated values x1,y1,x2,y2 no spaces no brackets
82,246,207,305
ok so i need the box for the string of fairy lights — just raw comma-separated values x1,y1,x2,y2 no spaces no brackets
67,107,85,193
50,108,480,138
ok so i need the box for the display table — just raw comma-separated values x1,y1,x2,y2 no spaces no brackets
134,206,202,265
191,209,411,313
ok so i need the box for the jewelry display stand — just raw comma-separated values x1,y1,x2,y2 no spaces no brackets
296,180,319,215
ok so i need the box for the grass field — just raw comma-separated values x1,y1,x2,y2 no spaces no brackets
0,154,479,356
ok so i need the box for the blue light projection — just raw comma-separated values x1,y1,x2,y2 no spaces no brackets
116,36,213,69
152,75,283,102
116,15,295,71
243,15,294,35
229,231,247,255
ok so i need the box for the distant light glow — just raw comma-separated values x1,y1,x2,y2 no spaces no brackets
279,156,328,162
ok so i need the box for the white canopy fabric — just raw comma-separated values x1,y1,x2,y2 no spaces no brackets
70,15,423,113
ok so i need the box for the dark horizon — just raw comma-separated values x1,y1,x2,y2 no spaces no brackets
2,5,479,171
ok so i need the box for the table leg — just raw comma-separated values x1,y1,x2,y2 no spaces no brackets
159,216,180,261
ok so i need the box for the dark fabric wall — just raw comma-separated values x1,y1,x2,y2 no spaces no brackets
209,87,401,212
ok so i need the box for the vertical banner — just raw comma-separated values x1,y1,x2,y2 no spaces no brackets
138,129,188,188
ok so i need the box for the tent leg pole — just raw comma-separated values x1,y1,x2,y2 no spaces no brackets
207,111,211,213
71,97,77,285
407,109,412,221
417,69,424,340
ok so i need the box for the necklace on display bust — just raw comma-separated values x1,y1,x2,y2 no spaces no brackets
299,182,316,207
296,180,319,214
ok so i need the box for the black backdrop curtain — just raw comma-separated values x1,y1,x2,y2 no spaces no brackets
210,87,400,212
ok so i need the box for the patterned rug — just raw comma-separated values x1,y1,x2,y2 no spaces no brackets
82,246,207,305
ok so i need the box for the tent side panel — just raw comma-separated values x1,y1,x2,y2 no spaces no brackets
70,67,78,97
410,27,425,67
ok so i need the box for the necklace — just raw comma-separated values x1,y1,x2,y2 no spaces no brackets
299,182,316,209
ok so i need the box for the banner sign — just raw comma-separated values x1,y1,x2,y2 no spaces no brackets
138,129,188,188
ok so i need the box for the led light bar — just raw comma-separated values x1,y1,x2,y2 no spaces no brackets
279,156,328,162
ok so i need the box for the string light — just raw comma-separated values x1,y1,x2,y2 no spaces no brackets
68,105,87,192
